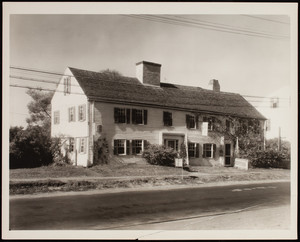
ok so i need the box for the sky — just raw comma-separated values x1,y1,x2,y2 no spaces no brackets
6,4,296,140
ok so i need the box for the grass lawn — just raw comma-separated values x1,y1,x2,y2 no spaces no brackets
9,162,290,195
9,163,191,180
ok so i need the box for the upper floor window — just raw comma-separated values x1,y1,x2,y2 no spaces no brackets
188,142,200,158
114,108,130,124
53,111,60,125
186,114,196,129
163,111,173,126
203,143,216,158
132,109,147,125
78,104,86,121
203,116,215,131
68,107,76,122
64,76,71,95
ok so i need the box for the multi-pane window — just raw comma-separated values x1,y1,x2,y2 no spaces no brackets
78,104,86,121
132,109,147,125
69,138,75,152
64,76,71,94
114,139,126,155
203,117,215,131
163,111,173,126
164,139,179,151
54,111,60,124
203,143,216,158
132,140,143,155
68,107,76,122
186,114,196,129
114,108,130,123
79,138,86,153
188,143,199,158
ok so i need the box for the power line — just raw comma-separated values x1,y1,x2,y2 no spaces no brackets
172,15,289,37
123,14,289,40
9,84,289,109
10,66,290,101
148,14,289,39
242,15,290,25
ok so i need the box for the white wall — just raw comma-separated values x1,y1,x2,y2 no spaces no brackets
51,68,89,166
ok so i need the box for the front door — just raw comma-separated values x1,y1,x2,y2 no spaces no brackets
225,143,231,166
164,139,179,151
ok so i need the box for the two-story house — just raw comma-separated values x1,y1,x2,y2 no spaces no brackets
51,61,266,167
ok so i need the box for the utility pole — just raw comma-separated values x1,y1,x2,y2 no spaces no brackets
278,127,281,151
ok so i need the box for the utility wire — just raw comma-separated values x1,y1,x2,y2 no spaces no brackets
147,14,289,39
9,84,288,109
10,66,290,101
123,14,289,40
171,15,289,37
242,14,290,25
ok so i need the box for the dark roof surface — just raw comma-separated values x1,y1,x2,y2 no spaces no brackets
69,67,266,120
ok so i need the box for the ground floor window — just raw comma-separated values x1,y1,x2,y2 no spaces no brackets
79,138,86,153
164,139,179,151
132,140,143,155
188,142,200,158
69,138,75,152
114,139,126,155
203,143,216,158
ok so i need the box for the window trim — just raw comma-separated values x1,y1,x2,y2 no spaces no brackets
68,107,76,122
163,111,173,126
79,138,86,154
203,143,216,158
132,109,147,125
54,110,60,125
78,104,86,122
64,76,71,95
132,139,144,155
186,114,196,129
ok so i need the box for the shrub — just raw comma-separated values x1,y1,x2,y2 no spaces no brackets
250,149,290,169
142,144,178,166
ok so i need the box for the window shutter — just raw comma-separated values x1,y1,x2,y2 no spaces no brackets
143,110,148,125
78,106,80,120
68,108,71,122
213,144,216,158
132,109,137,124
83,104,86,121
126,109,131,124
84,138,87,154
186,115,190,128
143,140,148,150
73,107,76,122
114,108,118,123
196,143,200,158
113,140,118,155
195,115,199,129
126,140,130,155
202,144,206,158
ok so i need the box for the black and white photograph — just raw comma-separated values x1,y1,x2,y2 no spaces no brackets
2,2,298,240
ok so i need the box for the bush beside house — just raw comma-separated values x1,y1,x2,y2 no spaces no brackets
142,144,178,167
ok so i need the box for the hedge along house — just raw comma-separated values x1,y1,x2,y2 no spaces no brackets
51,61,266,167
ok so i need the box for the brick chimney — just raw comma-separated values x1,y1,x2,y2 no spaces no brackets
136,61,161,86
208,79,220,92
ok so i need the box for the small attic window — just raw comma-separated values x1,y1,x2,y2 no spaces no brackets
64,76,71,95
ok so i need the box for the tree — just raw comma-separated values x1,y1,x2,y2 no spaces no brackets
26,89,53,130
98,69,123,81
9,89,64,169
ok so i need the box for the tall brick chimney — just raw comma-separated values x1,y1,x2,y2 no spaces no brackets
136,61,161,86
208,79,220,92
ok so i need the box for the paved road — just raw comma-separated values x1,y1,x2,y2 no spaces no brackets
9,181,290,230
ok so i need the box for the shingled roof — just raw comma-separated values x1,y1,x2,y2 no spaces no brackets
69,67,266,120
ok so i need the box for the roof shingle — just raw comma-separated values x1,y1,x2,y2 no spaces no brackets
69,67,266,120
